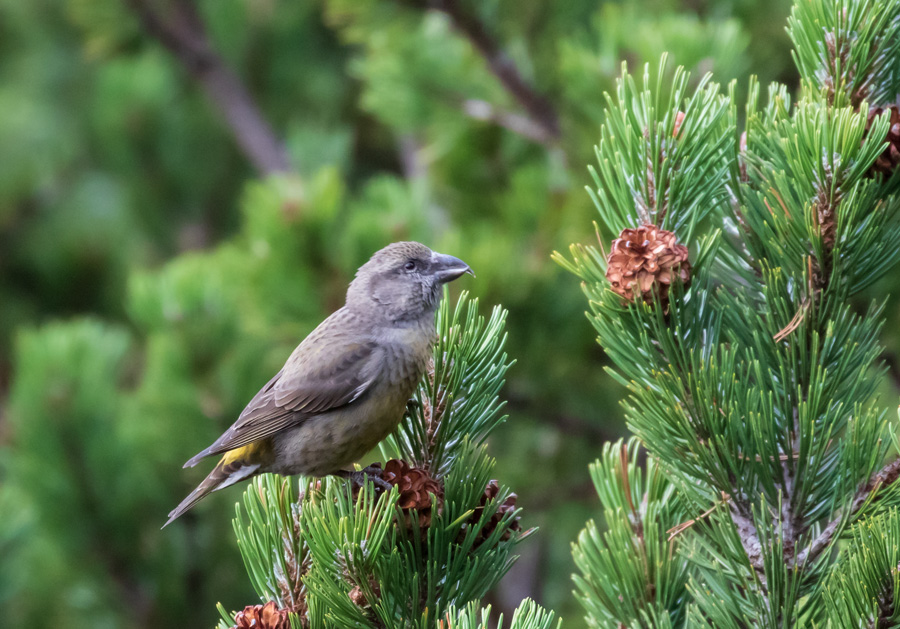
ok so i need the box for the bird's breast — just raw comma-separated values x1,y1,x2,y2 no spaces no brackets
377,320,435,382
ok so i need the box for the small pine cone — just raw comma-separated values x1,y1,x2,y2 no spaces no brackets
348,585,367,607
458,480,521,547
348,578,381,609
232,601,291,629
866,104,900,178
383,459,444,527
605,224,690,309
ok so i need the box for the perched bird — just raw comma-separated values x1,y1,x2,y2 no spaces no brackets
164,242,472,527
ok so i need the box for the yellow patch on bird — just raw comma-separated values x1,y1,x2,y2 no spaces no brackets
222,440,272,465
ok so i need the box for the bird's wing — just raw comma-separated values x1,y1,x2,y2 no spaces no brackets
272,337,380,412
193,337,381,460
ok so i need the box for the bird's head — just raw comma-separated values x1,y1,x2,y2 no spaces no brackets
347,242,473,323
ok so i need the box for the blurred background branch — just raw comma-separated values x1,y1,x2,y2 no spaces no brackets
124,0,291,174
461,98,556,145
399,0,561,145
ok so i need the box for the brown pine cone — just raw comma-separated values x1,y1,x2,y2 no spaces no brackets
232,601,291,629
353,460,444,528
383,459,444,527
866,104,900,178
348,578,381,609
458,480,521,547
605,224,690,309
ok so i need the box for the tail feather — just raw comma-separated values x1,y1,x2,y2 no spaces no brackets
183,446,213,469
163,458,260,528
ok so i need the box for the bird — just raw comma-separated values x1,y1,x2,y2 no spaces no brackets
163,241,473,527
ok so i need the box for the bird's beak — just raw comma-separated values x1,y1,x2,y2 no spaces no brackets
432,252,475,283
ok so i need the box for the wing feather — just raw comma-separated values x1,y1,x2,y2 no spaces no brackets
192,332,381,460
275,340,377,412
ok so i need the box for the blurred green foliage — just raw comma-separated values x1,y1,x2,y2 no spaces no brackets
0,0,803,626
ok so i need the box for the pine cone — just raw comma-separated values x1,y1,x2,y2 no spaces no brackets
866,104,900,178
348,578,381,609
232,601,291,629
382,459,444,527
458,480,521,547
605,224,690,309
355,460,444,528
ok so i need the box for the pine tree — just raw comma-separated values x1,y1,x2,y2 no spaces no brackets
558,0,900,625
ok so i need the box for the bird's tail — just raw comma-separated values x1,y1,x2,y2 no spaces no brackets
163,456,261,528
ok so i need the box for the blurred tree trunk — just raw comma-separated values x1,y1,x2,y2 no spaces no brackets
125,0,291,175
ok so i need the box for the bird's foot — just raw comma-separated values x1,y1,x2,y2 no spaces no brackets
335,466,393,493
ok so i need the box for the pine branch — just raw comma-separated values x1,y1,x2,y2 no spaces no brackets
730,504,766,576
797,458,900,567
585,59,735,240
820,510,900,628
778,405,806,568
399,0,560,145
124,0,291,175
788,0,900,107
573,439,692,626
461,99,557,145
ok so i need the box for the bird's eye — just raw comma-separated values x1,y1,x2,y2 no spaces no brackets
404,260,417,271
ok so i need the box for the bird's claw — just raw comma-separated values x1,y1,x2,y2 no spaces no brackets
336,467,393,493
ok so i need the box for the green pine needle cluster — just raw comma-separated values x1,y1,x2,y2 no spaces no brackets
820,509,900,626
572,438,691,628
586,57,734,242
788,0,900,107
445,599,561,629
559,0,900,625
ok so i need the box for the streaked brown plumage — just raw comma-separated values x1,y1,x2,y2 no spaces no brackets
164,242,472,527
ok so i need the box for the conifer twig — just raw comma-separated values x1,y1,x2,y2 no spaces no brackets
797,457,900,567
124,0,291,175
666,492,730,542
731,505,765,575
462,99,557,144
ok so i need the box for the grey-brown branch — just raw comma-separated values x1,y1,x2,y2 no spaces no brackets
402,0,561,145
796,457,900,568
124,0,291,175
